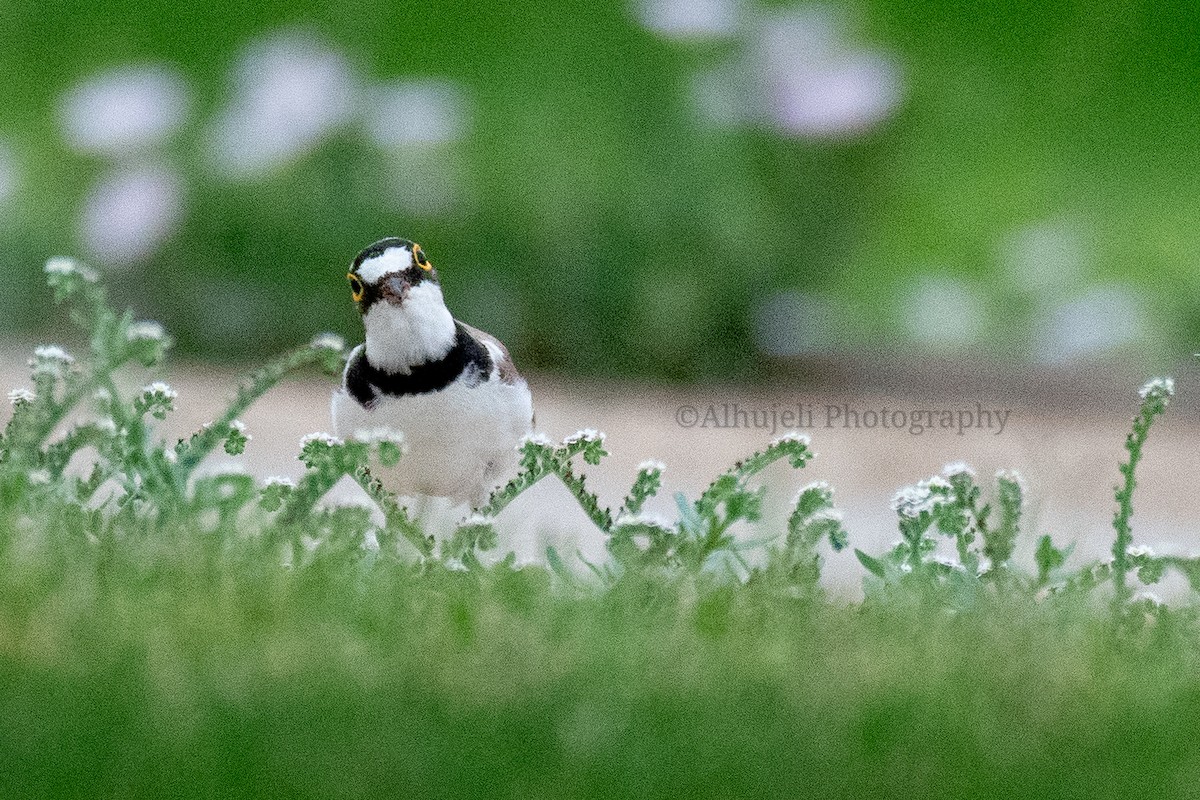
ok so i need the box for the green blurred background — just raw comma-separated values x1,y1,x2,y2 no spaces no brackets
1,0,1196,381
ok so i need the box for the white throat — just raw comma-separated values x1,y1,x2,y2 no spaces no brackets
363,282,456,373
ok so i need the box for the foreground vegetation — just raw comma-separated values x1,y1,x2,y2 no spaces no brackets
1,263,1197,798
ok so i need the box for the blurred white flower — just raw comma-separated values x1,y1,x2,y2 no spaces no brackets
310,332,346,352
207,31,357,178
635,0,742,39
1139,377,1175,402
1001,221,1086,293
79,164,184,266
688,63,750,128
8,388,35,405
754,9,902,138
995,469,1027,493
902,275,985,349
31,345,74,365
0,139,18,203
891,483,943,519
44,256,98,282
300,432,343,448
142,381,178,400
364,80,469,148
1134,591,1164,607
1033,285,1146,363
59,64,190,156
941,461,976,480
352,428,406,447
29,345,75,376
126,321,168,342
807,508,843,523
772,431,811,447
519,433,554,448
564,429,606,445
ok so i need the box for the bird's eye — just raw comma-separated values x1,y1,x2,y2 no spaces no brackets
347,273,365,302
413,244,432,271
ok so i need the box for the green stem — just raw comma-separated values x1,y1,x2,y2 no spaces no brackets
175,346,326,476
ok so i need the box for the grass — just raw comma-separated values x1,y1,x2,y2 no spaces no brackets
2,263,1199,798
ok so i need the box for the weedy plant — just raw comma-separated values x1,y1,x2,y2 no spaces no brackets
0,260,849,589
4,260,1200,799
0,259,1192,613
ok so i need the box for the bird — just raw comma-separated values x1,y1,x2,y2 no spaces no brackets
331,237,534,507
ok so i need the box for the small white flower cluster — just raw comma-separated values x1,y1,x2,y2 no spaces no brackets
230,419,249,434
995,469,1026,493
1127,545,1156,558
300,432,344,448
352,427,405,446
941,461,976,480
564,428,605,445
43,256,98,282
126,320,168,342
1134,591,1164,607
890,476,952,519
264,475,296,489
310,332,346,352
163,447,178,464
637,459,667,474
1138,377,1175,402
142,381,177,400
8,387,36,405
771,430,812,447
799,479,832,495
461,513,494,527
613,511,675,531
519,432,554,449
806,508,845,523
931,556,964,570
30,345,75,366
27,469,51,485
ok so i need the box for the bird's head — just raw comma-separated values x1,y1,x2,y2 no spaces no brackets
348,237,456,372
347,237,440,311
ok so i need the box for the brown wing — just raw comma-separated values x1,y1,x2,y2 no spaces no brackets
460,321,523,386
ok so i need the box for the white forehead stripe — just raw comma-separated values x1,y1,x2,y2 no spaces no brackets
357,247,412,283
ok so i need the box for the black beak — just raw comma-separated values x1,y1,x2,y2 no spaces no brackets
378,273,411,304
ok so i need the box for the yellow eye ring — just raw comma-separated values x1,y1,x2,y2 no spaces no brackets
347,272,364,302
413,244,432,271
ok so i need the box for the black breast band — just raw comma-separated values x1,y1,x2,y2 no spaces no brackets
346,323,493,407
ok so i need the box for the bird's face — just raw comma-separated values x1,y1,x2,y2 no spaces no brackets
348,237,456,372
346,237,440,313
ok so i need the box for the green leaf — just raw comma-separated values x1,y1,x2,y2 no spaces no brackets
1035,535,1066,584
855,549,887,579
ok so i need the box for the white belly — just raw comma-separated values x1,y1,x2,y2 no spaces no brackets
332,377,533,505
